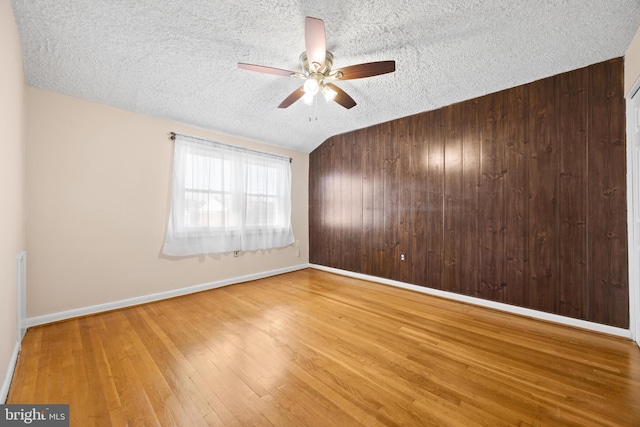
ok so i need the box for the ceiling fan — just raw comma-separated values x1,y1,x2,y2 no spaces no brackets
238,17,396,110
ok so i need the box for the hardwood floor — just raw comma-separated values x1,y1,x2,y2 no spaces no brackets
8,269,640,426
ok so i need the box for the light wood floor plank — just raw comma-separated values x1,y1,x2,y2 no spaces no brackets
8,269,640,426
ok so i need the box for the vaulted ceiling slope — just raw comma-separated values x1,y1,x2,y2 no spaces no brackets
11,0,640,153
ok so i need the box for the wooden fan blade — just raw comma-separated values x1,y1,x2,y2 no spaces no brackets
334,61,396,80
305,17,326,68
238,63,296,77
278,86,305,108
326,83,356,109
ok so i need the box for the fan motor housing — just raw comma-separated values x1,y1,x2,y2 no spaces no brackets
299,51,334,75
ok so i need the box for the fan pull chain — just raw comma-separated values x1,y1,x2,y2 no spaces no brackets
308,92,318,121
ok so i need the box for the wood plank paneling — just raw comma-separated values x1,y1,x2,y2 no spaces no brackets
606,59,629,329
309,58,628,327
326,139,339,269
505,85,529,306
426,109,445,290
338,135,351,272
528,76,560,313
361,129,375,276
479,91,508,302
372,126,385,278
588,58,629,327
320,140,334,267
309,142,324,265
309,148,319,263
461,99,480,298
410,113,429,287
398,118,412,283
350,136,363,274
559,67,588,320
384,122,400,280
444,103,464,294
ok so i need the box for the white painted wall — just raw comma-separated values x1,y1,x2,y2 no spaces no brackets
625,26,640,97
0,1,26,403
25,87,309,318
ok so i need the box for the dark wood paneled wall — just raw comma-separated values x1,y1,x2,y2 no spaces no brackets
309,58,628,328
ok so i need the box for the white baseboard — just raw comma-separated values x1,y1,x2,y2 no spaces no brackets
1,341,20,404
310,264,632,339
27,264,311,328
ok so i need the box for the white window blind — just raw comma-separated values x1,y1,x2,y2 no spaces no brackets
162,134,295,256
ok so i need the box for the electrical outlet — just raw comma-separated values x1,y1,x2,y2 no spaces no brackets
400,252,406,262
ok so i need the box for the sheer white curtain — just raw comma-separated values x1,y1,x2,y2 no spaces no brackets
162,134,295,256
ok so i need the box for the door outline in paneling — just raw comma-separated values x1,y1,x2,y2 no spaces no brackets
627,84,640,347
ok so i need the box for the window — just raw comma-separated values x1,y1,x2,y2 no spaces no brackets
162,134,294,256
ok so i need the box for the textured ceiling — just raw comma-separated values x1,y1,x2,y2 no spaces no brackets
11,0,640,153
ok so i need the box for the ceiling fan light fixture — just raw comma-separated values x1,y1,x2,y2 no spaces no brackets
303,78,319,96
321,84,337,101
302,92,315,105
